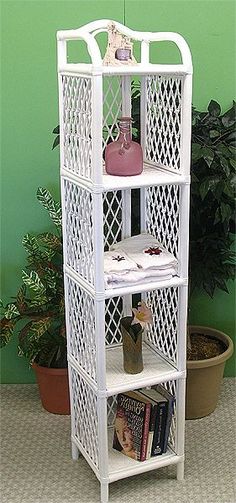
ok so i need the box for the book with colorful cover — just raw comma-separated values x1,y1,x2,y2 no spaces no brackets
113,391,151,461
154,384,175,453
139,387,168,456
136,390,159,459
128,390,152,461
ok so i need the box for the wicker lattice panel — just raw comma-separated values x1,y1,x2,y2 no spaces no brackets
63,179,94,285
103,76,122,154
161,380,177,451
62,75,92,179
145,75,182,172
67,277,96,382
145,184,180,258
105,297,123,346
70,367,99,468
145,287,179,366
103,190,123,250
107,395,117,427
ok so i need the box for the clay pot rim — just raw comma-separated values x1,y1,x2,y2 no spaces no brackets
187,325,234,369
32,362,68,375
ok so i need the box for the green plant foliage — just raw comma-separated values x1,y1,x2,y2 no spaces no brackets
52,125,60,150
0,188,66,368
36,187,62,229
190,100,235,297
22,270,46,294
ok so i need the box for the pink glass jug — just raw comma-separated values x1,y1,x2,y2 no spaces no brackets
105,117,143,176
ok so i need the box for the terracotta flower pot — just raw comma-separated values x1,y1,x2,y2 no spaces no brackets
186,326,234,419
121,316,143,374
32,363,70,415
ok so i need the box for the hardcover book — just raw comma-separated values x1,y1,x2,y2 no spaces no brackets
113,391,151,461
139,387,168,456
154,384,175,453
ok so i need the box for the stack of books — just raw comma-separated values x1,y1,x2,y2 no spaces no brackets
112,385,174,462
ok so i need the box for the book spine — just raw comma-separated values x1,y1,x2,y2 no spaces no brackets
146,404,158,459
162,397,174,453
140,402,151,461
151,402,167,456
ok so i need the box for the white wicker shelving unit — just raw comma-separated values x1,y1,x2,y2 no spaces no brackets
57,20,192,503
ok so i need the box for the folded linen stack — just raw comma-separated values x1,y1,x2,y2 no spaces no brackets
104,233,178,289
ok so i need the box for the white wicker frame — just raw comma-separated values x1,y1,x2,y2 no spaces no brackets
57,19,192,503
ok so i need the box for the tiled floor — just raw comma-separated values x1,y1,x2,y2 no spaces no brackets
1,379,235,503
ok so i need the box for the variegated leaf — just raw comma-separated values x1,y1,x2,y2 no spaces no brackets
38,233,62,250
5,303,20,320
0,318,15,347
36,188,62,228
16,285,26,306
30,318,51,339
23,234,56,263
22,234,39,254
22,270,45,294
30,293,49,307
44,268,61,292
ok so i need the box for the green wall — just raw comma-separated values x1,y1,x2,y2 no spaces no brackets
1,0,235,383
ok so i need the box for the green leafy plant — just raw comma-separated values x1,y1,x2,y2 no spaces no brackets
0,188,66,368
190,100,235,297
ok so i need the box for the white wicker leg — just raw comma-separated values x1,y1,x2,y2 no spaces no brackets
71,440,80,461
100,481,109,503
177,461,184,480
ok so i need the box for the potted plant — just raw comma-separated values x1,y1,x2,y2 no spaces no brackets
0,187,70,415
186,99,235,418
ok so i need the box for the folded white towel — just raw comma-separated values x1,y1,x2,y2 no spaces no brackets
104,266,177,289
112,233,177,270
104,249,138,275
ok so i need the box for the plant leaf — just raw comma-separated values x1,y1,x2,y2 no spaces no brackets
199,179,210,200
215,278,229,293
191,143,203,162
38,232,62,250
16,285,27,312
52,135,60,150
220,202,232,222
52,125,60,134
229,159,236,170
22,234,39,254
209,129,220,139
201,146,214,167
208,100,221,117
22,270,46,294
0,318,15,347
30,318,52,340
222,105,236,128
36,188,62,228
4,303,20,320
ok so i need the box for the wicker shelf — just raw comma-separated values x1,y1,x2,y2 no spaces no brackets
59,19,192,503
108,444,180,483
58,63,190,77
65,265,186,299
102,164,189,191
105,343,183,396
61,164,190,193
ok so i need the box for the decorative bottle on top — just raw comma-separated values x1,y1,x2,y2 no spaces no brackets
105,117,143,176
